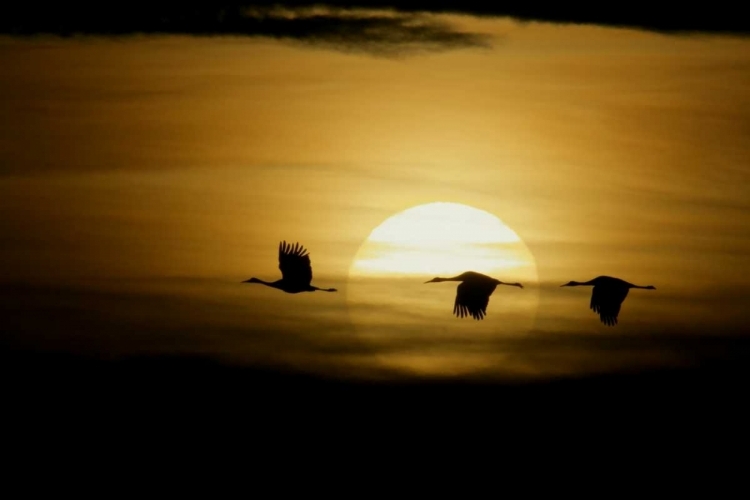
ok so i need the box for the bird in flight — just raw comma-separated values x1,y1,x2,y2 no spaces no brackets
242,241,337,293
425,271,523,320
560,275,655,326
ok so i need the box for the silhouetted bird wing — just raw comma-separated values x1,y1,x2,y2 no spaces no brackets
278,241,313,286
453,281,495,320
590,285,629,326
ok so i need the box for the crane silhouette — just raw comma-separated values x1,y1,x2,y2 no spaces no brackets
242,241,337,293
425,271,523,320
560,275,655,326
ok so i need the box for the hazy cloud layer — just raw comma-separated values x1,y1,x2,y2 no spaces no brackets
3,279,749,382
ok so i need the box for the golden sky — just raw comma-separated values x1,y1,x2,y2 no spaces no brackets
1,16,749,380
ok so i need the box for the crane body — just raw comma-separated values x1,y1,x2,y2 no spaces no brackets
560,275,655,326
243,241,337,293
425,271,523,320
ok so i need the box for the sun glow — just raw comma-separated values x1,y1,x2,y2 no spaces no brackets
345,202,541,378
350,202,533,277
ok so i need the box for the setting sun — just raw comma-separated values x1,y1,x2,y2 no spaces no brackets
349,202,531,277
346,202,541,376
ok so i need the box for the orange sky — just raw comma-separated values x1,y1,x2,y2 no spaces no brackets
1,17,749,380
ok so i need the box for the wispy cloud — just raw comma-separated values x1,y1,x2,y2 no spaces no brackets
3,2,749,42
3,5,491,56
239,8,492,56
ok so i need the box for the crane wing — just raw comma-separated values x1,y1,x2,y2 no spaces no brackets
590,284,629,326
278,241,313,287
453,281,495,320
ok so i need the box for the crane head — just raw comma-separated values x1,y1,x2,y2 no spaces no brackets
242,277,261,284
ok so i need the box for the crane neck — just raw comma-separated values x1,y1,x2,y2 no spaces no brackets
497,280,523,288
562,280,597,287
243,277,281,288
432,276,463,282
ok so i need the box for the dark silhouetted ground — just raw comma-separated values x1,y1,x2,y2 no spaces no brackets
4,344,749,447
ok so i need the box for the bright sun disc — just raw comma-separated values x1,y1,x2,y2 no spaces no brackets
346,202,540,377
351,203,529,277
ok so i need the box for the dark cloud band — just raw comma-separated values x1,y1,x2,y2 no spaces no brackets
3,3,748,57
2,5,489,56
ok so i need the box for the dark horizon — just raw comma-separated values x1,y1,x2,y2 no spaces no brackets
6,329,750,385
6,341,750,428
7,342,747,457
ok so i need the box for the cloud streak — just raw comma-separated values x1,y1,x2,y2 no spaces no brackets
242,8,492,56
3,3,748,58
4,2,749,37
2,5,490,56
257,2,750,35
